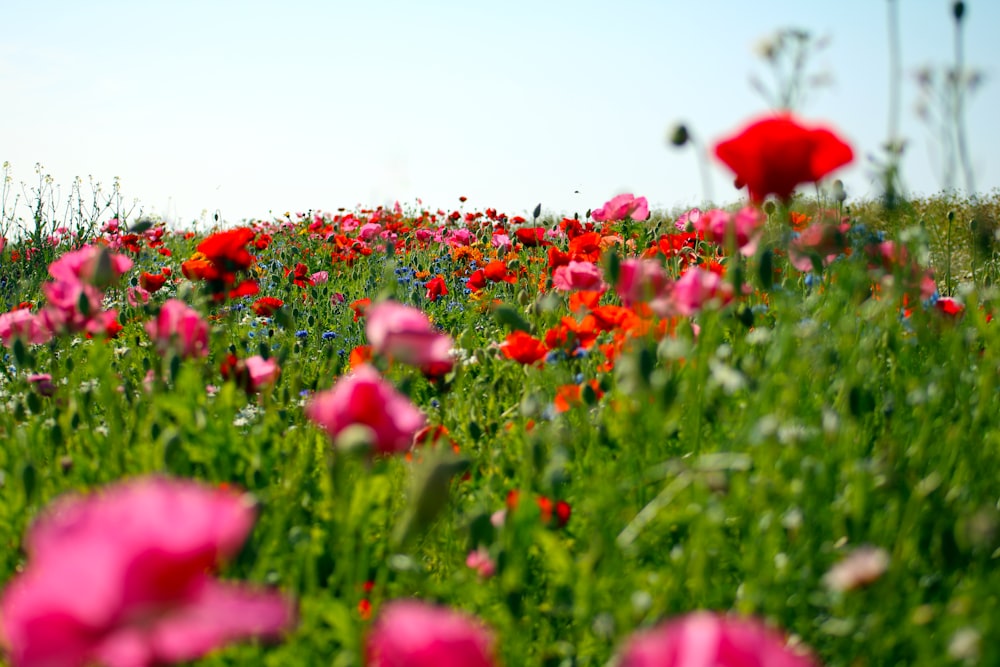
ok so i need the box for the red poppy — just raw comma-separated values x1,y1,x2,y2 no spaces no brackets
500,331,548,365
139,271,168,293
350,298,371,321
515,227,548,247
251,297,284,317
424,275,448,302
714,115,853,202
483,260,516,284
197,228,256,274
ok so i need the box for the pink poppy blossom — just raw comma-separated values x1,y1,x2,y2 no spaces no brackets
667,267,734,317
0,476,294,667
47,245,132,288
145,299,210,359
365,301,454,372
693,207,765,257
465,547,496,579
552,261,608,293
0,235,6,254
592,194,650,222
0,309,52,347
618,611,817,667
491,233,512,252
616,259,671,307
674,208,702,232
358,223,383,241
366,600,497,667
310,270,329,285
788,222,851,272
305,364,426,456
244,355,281,389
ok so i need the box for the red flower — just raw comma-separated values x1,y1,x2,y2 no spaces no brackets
714,115,853,202
500,331,548,365
515,227,548,247
197,228,256,274
483,260,516,284
139,271,168,293
350,298,371,321
251,297,284,317
425,275,449,302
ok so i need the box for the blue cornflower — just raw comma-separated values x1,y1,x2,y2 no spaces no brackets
322,331,338,340
295,330,308,339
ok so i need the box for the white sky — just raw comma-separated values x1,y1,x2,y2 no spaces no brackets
1,0,997,226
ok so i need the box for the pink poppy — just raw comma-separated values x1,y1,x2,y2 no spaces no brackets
694,207,766,257
145,299,210,359
616,259,671,307
788,222,851,272
618,611,816,667
0,476,294,667
674,208,702,232
668,266,734,317
305,364,426,456
310,270,329,285
592,194,650,222
365,301,454,371
47,245,133,288
0,308,52,347
365,600,497,667
552,261,608,293
244,355,281,389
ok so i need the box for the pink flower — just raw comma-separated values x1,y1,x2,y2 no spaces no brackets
592,194,650,222
0,309,52,347
618,612,817,667
616,259,671,307
552,261,607,293
491,233,512,252
465,547,496,579
668,267,734,317
0,476,294,667
244,355,280,389
788,222,851,272
674,208,702,232
310,270,329,285
693,207,765,257
365,301,454,372
0,235,5,254
305,364,426,456
47,245,133,288
145,299,210,359
366,600,497,667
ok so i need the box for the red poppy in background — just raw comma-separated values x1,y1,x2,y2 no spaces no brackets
500,331,548,365
252,296,284,317
514,227,548,247
425,275,449,301
139,271,168,293
197,228,256,274
714,115,853,202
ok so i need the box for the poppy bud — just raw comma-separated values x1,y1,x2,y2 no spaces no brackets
668,123,689,147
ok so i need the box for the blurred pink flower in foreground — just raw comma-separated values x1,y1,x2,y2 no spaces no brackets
365,301,454,372
306,364,426,456
145,299,210,359
592,194,650,222
0,476,294,667
365,600,497,667
552,260,607,293
618,611,816,667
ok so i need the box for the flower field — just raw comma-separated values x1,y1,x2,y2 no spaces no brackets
0,114,999,667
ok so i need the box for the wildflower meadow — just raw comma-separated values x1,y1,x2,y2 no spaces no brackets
1,9,999,667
